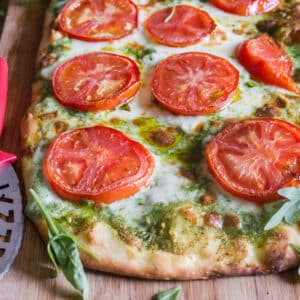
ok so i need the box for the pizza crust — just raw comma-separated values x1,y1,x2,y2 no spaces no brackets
31,214,300,279
21,0,300,280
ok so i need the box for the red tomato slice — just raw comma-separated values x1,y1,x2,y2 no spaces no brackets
52,52,141,112
58,0,138,42
151,52,239,115
206,118,300,203
210,0,280,16
237,34,298,92
143,5,216,47
44,126,154,204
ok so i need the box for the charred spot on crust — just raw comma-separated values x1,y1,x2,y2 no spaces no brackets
224,213,242,229
117,228,141,249
223,118,239,127
147,128,176,147
227,239,248,266
38,111,57,121
199,193,215,205
193,122,203,133
132,118,146,126
179,206,199,225
274,96,287,108
179,168,197,181
40,53,58,67
232,28,244,35
176,152,190,163
255,103,278,118
109,118,122,125
256,4,300,46
54,120,69,134
203,212,222,228
256,19,277,34
263,229,291,272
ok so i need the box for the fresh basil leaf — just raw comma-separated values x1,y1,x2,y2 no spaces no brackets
152,286,182,300
264,187,300,230
245,81,260,88
278,187,300,201
47,240,59,278
284,201,300,224
285,45,300,69
30,189,59,236
55,222,99,261
264,199,297,230
48,234,89,300
54,0,69,15
29,189,89,300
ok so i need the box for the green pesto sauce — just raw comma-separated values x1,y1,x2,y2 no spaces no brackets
26,197,278,253
132,117,185,155
124,46,156,65
27,0,299,256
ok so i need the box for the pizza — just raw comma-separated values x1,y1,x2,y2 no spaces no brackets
21,0,300,281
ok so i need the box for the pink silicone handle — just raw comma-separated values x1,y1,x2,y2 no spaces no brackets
0,58,17,168
0,57,8,136
0,150,17,170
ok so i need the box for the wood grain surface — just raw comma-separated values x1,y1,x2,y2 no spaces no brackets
1,2,300,300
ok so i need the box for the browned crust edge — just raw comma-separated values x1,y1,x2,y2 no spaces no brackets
31,216,300,280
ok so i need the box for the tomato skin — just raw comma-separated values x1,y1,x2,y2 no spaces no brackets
151,52,239,115
206,118,300,203
43,126,154,204
210,0,280,16
144,5,216,47
52,52,141,112
237,34,298,93
58,0,138,42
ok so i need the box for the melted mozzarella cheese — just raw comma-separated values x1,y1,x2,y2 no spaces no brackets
33,0,297,219
40,0,280,133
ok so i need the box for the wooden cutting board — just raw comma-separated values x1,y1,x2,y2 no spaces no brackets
1,2,300,299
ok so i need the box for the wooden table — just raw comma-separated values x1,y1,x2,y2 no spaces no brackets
1,2,300,300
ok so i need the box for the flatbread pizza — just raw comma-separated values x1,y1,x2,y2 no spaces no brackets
21,0,300,282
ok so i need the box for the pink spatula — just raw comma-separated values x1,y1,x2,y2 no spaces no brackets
0,57,23,279
0,57,17,169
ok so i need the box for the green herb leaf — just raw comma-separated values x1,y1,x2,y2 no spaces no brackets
29,189,89,300
125,46,156,64
285,45,300,69
56,222,99,261
152,286,182,300
278,187,300,200
245,81,260,88
264,187,300,231
47,241,59,278
48,233,89,299
54,0,69,14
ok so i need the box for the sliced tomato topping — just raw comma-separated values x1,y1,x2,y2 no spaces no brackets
151,52,239,115
210,0,280,16
143,5,216,47
206,118,300,203
52,52,140,112
237,34,298,92
58,0,138,42
44,126,154,204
